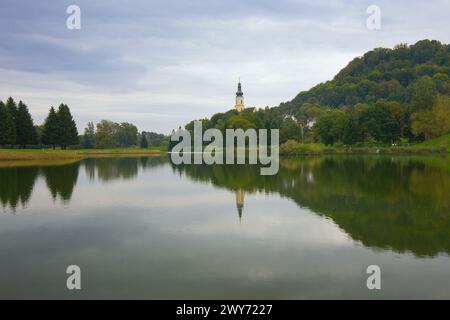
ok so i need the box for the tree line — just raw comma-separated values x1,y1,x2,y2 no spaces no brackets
1,97,168,150
0,97,77,149
80,120,168,149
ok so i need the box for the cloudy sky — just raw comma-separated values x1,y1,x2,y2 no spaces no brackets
0,0,449,134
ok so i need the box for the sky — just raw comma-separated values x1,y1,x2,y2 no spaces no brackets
0,0,449,134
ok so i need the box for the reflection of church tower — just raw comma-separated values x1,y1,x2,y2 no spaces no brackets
235,189,245,223
235,80,245,112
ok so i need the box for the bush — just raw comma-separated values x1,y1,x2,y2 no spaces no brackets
280,140,323,155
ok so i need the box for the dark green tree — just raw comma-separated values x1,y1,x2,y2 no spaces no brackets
42,107,60,149
117,122,138,147
342,114,360,145
56,104,78,149
5,97,17,147
359,104,399,143
140,132,148,148
314,110,347,145
82,122,95,148
5,97,17,122
0,101,16,147
15,101,37,148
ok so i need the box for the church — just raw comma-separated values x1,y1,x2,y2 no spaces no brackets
234,80,256,113
235,80,245,112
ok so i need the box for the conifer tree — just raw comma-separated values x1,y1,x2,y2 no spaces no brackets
5,97,17,121
56,104,78,149
15,101,37,148
42,107,60,149
5,97,17,146
0,101,16,147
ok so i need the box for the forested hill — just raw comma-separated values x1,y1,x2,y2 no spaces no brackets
180,39,450,147
280,39,450,113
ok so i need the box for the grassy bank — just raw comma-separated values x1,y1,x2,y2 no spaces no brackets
0,148,165,161
279,140,449,156
415,133,450,152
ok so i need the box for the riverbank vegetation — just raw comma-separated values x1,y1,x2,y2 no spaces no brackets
0,148,163,162
178,40,450,154
0,97,170,154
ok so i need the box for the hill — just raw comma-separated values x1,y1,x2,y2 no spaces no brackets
280,39,450,113
180,40,450,147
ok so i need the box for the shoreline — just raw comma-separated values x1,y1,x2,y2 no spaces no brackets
0,146,448,163
0,148,165,162
279,147,449,156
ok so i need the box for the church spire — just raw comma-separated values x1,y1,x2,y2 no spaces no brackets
235,79,245,112
235,189,245,223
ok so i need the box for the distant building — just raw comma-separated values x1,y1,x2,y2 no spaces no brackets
306,118,317,129
235,80,245,112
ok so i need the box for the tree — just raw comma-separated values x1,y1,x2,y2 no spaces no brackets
0,101,16,147
117,122,138,147
42,107,60,149
5,97,17,146
5,97,18,123
359,104,399,143
314,110,347,145
143,131,168,147
81,122,95,148
140,132,148,149
226,115,256,130
95,120,118,149
15,101,37,148
342,114,360,145
411,76,437,111
57,104,78,149
411,95,450,139
280,118,301,143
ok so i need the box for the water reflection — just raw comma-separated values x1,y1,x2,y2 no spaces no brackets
84,157,167,182
0,157,166,210
1,155,450,257
43,162,80,203
0,166,39,210
171,156,450,257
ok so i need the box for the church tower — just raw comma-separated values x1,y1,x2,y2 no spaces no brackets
235,189,245,223
235,80,245,112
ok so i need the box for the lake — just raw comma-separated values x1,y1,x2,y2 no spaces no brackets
0,155,450,299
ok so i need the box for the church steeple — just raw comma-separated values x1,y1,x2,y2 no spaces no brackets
235,79,245,112
235,189,245,223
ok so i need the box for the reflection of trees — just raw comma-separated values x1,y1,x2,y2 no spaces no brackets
84,158,138,182
84,156,168,182
0,166,39,211
0,156,170,211
42,162,80,202
172,156,450,257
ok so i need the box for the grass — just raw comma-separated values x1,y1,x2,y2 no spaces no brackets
2,135,449,162
414,133,450,152
0,147,165,162
279,139,449,156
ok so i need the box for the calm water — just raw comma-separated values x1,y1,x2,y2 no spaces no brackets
0,155,450,299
